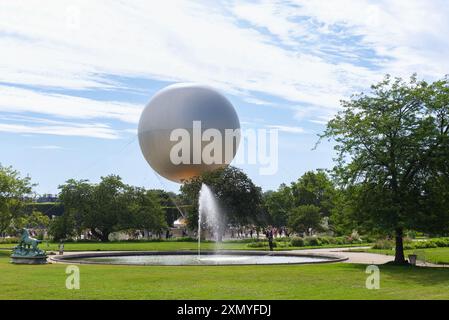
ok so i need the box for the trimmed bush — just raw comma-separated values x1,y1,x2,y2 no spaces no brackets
0,237,18,244
247,241,277,248
317,237,330,245
430,238,449,247
290,237,305,247
246,241,266,248
304,237,321,246
412,241,437,249
373,239,394,250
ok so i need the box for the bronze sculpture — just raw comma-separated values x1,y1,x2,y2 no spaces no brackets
11,228,47,264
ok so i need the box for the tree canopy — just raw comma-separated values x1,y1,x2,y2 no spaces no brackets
0,164,33,236
57,175,166,241
321,75,449,264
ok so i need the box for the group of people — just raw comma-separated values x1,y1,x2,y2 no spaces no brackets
228,226,290,240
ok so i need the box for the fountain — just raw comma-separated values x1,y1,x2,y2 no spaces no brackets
198,184,223,259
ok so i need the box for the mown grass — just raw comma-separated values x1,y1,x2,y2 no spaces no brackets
0,250,449,299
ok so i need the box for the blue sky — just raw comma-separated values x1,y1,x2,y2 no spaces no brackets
1,0,448,195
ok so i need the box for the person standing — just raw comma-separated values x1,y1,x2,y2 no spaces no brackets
268,229,274,251
58,241,64,255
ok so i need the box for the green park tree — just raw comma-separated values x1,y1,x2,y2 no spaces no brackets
288,204,323,236
263,184,294,227
127,187,167,235
0,164,33,237
59,175,131,241
291,170,335,216
58,175,169,241
321,75,449,264
264,171,335,230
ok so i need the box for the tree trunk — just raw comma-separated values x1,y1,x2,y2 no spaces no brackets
394,228,406,264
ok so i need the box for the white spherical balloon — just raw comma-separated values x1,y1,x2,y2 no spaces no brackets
138,83,240,183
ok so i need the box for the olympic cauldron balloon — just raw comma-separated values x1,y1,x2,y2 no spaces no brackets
138,83,240,183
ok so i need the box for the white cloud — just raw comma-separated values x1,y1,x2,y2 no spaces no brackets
0,123,119,139
31,145,63,150
267,125,305,134
0,116,121,139
0,0,448,133
0,85,142,124
0,1,377,110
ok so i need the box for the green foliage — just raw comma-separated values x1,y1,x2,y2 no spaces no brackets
321,75,449,263
263,171,336,230
288,204,323,235
262,184,294,227
23,211,50,229
48,212,76,241
372,237,449,250
291,170,335,216
127,187,167,233
246,241,267,248
0,164,34,235
58,175,167,241
0,237,18,244
290,237,304,247
373,239,394,250
304,236,321,246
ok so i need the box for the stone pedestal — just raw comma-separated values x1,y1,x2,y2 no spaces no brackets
11,255,48,264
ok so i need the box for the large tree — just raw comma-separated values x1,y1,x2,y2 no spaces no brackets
264,171,335,229
59,175,131,241
263,184,294,227
180,166,265,231
58,176,169,241
127,187,167,234
0,165,33,236
321,75,449,264
288,204,323,236
291,170,335,217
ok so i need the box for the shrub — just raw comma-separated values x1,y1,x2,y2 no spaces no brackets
333,237,346,245
317,237,330,245
0,237,18,244
246,241,266,248
412,241,437,249
246,241,277,248
430,238,449,247
304,236,321,247
290,237,304,247
373,239,394,250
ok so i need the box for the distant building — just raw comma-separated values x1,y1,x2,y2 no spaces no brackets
36,194,58,203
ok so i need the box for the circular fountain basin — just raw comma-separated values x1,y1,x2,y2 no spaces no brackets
51,251,346,266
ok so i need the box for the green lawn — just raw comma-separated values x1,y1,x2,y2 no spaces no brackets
352,247,449,265
1,250,449,299
0,240,370,252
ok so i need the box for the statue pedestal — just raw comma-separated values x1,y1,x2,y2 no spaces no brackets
11,255,48,264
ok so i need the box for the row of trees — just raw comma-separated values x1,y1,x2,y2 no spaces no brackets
52,175,167,241
263,170,335,235
0,162,330,242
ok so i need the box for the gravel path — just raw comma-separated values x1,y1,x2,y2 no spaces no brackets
290,247,394,265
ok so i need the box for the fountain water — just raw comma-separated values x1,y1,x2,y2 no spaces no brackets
198,184,223,259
